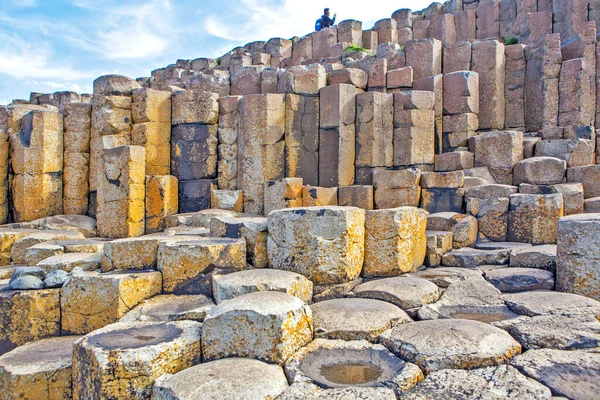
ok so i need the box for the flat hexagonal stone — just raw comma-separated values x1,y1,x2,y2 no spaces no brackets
402,365,552,400
0,336,80,399
506,314,600,350
503,290,600,318
511,348,600,399
285,339,423,393
163,226,210,236
485,268,554,292
442,248,510,268
353,276,441,309
418,278,518,323
38,214,97,237
153,358,288,400
413,267,484,288
475,242,532,251
73,321,202,399
120,294,215,323
311,298,411,342
212,269,313,304
278,383,397,399
37,252,102,273
202,291,312,364
510,244,557,271
11,230,86,264
380,319,522,373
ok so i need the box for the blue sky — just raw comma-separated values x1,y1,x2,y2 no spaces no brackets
0,0,433,104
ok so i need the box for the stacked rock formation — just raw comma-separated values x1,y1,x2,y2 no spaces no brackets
1,0,600,398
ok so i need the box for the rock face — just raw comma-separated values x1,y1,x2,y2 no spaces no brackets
73,321,202,400
202,291,312,364
0,335,80,399
268,207,365,285
153,358,289,400
380,319,522,373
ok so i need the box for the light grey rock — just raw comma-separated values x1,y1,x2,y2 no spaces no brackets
278,384,397,400
412,267,484,288
506,314,600,350
284,339,423,393
353,276,441,309
9,266,46,283
38,253,102,273
380,319,522,373
311,298,411,342
120,294,215,323
511,348,600,400
402,365,552,399
503,290,600,318
42,270,69,288
474,242,532,251
510,245,557,272
485,268,554,292
153,358,289,400
442,248,510,267
212,269,313,304
38,214,98,238
9,275,44,290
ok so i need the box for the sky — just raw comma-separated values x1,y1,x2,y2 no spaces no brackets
0,0,434,105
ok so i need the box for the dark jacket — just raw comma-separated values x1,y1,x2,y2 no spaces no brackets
321,14,336,28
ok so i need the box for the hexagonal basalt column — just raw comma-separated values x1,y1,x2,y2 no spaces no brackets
202,291,312,364
268,206,365,285
73,321,202,400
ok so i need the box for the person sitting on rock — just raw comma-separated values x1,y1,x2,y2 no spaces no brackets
321,8,336,29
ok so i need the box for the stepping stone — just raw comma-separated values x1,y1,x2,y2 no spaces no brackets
37,214,97,237
163,226,210,236
503,290,600,318
0,229,39,263
402,365,552,400
53,238,108,253
164,212,197,228
485,268,555,292
511,348,600,399
506,314,600,350
25,243,64,266
101,234,203,272
424,230,453,267
475,242,532,251
313,278,363,303
380,319,522,373
202,291,312,364
158,238,246,296
73,321,202,399
418,278,519,323
353,276,441,309
11,230,86,264
61,270,162,335
153,358,288,400
211,216,269,268
188,208,239,227
413,267,484,288
267,207,365,285
311,298,411,342
442,248,510,267
120,294,215,323
0,336,80,399
38,252,102,273
212,269,313,304
278,384,397,400
0,288,60,355
510,245,557,272
285,339,423,393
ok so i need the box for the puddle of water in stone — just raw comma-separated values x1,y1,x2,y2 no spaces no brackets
320,362,382,385
135,335,156,341
450,312,509,323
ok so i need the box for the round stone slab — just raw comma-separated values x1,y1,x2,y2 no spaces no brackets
485,268,555,292
506,314,600,350
119,294,215,323
0,336,80,399
413,267,484,288
153,358,289,400
503,290,600,318
511,348,600,399
278,382,397,399
402,365,552,399
202,291,312,364
311,298,411,342
353,276,441,309
212,269,313,304
285,339,423,393
73,321,202,399
380,319,522,373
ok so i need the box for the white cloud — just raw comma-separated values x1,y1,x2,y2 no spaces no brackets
202,0,433,45
10,0,37,8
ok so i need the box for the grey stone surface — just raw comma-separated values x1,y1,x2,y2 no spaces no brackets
8,275,44,290
510,245,557,272
353,276,441,309
43,270,69,288
485,268,554,292
120,294,215,323
503,290,600,318
413,267,484,288
442,248,510,268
